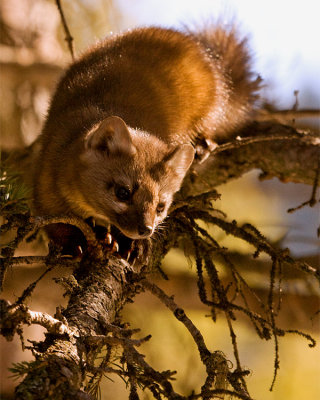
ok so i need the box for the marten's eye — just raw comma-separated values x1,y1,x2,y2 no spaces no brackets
156,203,165,214
115,185,131,201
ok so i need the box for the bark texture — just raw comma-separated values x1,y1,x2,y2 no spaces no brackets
182,121,320,196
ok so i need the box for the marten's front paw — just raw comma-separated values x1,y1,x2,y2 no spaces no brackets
104,231,135,262
105,232,119,253
85,217,137,262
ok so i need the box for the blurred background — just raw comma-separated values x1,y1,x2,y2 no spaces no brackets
0,0,319,399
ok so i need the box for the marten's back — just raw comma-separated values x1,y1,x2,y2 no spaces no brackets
43,27,217,146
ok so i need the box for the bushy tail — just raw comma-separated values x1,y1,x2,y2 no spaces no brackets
184,24,262,140
192,24,261,107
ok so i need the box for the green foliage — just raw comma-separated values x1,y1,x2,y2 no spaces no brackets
9,361,40,380
0,165,30,215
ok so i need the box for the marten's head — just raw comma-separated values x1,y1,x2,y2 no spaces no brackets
78,116,194,239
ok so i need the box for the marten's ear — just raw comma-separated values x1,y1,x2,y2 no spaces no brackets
85,116,136,155
164,144,194,185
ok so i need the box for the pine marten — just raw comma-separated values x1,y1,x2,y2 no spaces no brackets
32,26,260,253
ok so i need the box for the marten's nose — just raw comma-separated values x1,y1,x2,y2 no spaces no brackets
138,224,153,237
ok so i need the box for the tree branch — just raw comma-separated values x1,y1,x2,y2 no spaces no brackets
182,121,320,195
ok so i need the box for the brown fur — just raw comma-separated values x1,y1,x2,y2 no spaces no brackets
32,26,259,244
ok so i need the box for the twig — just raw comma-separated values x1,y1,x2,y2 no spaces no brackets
85,333,151,348
142,280,211,364
187,209,319,280
16,264,57,305
287,158,320,213
211,131,319,156
125,349,181,399
268,258,280,391
55,0,75,60
169,190,221,213
225,314,249,396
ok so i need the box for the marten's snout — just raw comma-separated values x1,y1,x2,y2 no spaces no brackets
138,224,154,237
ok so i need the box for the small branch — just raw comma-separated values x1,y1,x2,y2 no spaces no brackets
185,209,319,281
257,108,320,123
121,342,182,399
16,264,57,305
1,300,76,339
170,190,221,213
100,322,141,337
27,309,75,336
142,280,211,364
85,333,151,348
55,0,75,60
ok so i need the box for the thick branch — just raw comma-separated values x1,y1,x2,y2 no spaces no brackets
257,108,320,123
182,121,320,195
13,255,138,400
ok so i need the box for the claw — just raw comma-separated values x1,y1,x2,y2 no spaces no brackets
71,245,83,260
106,232,112,245
111,240,119,253
124,249,132,261
104,231,119,253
